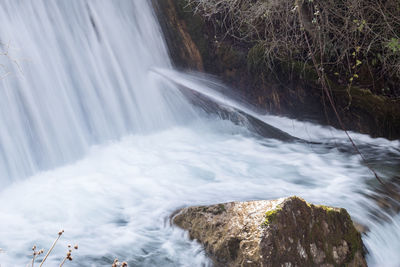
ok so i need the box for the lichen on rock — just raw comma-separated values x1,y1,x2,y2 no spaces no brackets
173,196,367,266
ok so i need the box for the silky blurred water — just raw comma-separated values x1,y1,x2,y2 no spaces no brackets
0,0,197,184
0,1,399,266
0,120,399,266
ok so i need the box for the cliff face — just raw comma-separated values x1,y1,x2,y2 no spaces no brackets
173,197,367,267
153,0,400,140
152,0,203,71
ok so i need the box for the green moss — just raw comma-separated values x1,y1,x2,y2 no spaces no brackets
247,41,320,81
217,204,226,213
330,84,400,138
280,60,319,82
263,208,281,226
317,205,336,213
312,205,363,263
340,209,363,261
247,42,267,74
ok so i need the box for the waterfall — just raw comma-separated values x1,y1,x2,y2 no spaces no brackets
0,1,399,266
0,0,195,184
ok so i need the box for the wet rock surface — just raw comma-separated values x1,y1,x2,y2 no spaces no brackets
173,196,367,266
152,0,204,71
153,0,400,140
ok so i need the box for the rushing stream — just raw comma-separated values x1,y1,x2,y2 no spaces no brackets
0,0,399,266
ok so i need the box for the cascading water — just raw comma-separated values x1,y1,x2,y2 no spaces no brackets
0,0,399,266
0,0,197,184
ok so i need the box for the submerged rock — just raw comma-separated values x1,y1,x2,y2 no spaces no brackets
173,196,366,266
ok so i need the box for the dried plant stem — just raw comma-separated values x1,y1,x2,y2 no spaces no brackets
39,231,63,267
31,254,37,267
59,256,67,267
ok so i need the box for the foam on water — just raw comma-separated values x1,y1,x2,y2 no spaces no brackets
0,119,399,266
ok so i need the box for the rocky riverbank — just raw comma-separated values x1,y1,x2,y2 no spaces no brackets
153,0,400,140
173,196,366,267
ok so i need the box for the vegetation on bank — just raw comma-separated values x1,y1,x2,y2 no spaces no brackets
158,0,400,139
186,0,400,98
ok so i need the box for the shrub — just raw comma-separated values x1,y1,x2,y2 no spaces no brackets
186,0,400,97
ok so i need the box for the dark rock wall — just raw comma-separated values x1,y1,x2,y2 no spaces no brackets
153,0,400,140
152,0,203,71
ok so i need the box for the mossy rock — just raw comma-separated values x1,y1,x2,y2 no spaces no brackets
261,197,366,266
173,196,367,267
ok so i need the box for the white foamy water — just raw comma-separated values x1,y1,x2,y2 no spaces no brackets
0,0,399,266
0,120,399,266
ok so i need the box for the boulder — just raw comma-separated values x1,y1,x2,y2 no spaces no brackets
173,196,367,266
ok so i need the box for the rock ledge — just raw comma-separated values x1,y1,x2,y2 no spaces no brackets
173,196,367,266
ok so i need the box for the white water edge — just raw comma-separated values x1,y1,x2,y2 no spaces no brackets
0,0,399,266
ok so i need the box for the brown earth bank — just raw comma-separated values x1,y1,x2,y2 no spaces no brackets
152,0,400,140
173,196,367,267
